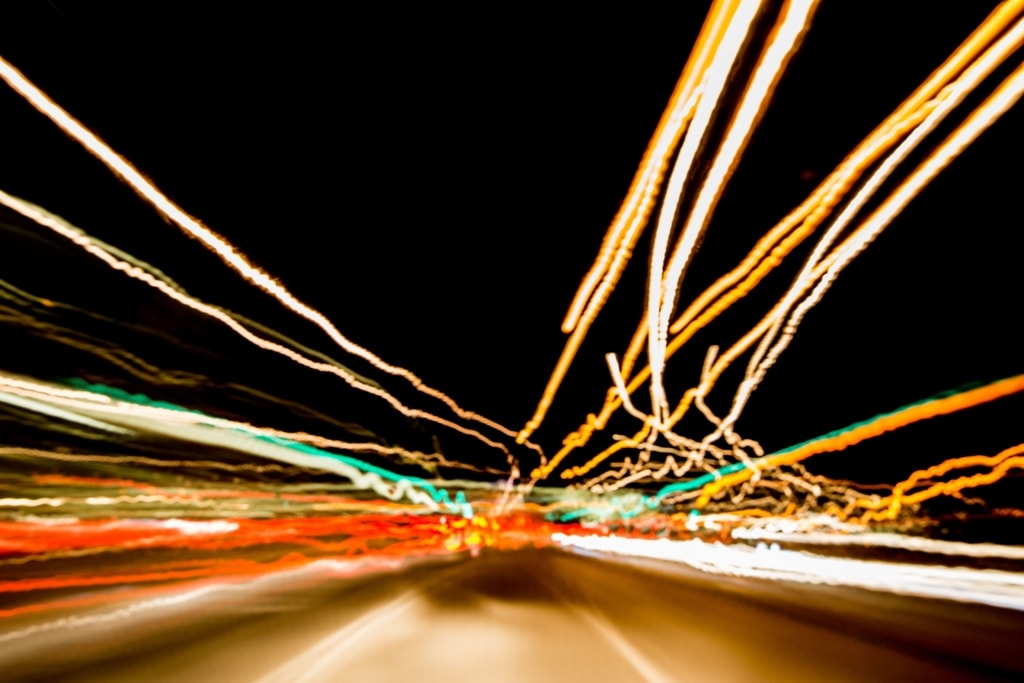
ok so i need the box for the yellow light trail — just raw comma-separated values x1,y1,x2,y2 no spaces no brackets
852,443,1024,522
530,0,1024,484
718,14,1024,437
1,2,1019,524
648,0,818,427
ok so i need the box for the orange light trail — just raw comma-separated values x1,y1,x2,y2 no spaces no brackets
517,0,749,444
719,15,1024,433
693,374,1024,506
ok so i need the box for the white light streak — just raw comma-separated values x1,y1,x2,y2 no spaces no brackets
554,534,1024,611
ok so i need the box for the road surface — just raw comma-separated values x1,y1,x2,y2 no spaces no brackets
2,548,1021,682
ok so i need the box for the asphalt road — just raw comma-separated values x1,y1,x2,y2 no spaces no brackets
2,548,1022,682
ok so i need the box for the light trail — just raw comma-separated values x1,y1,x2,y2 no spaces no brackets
730,525,1024,559
539,374,1024,524
0,190,520,468
665,0,1024,341
528,0,805,477
517,0,747,444
645,374,1024,509
4,1,1012,531
644,0,768,428
721,26,1024,432
0,55,542,459
0,555,408,643
0,371,475,515
648,0,817,428
530,0,1024,497
0,5,1022,668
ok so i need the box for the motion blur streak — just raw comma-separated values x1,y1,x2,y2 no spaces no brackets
255,586,428,683
554,535,1024,611
0,372,476,514
3,550,1022,682
691,374,1024,506
0,55,540,459
647,0,818,428
532,0,1024,486
0,189,517,462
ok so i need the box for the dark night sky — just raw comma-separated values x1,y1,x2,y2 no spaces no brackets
0,2,1021,488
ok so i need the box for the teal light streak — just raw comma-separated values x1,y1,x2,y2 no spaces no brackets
250,431,473,517
61,378,474,517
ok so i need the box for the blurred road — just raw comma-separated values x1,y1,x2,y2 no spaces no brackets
2,548,1022,682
